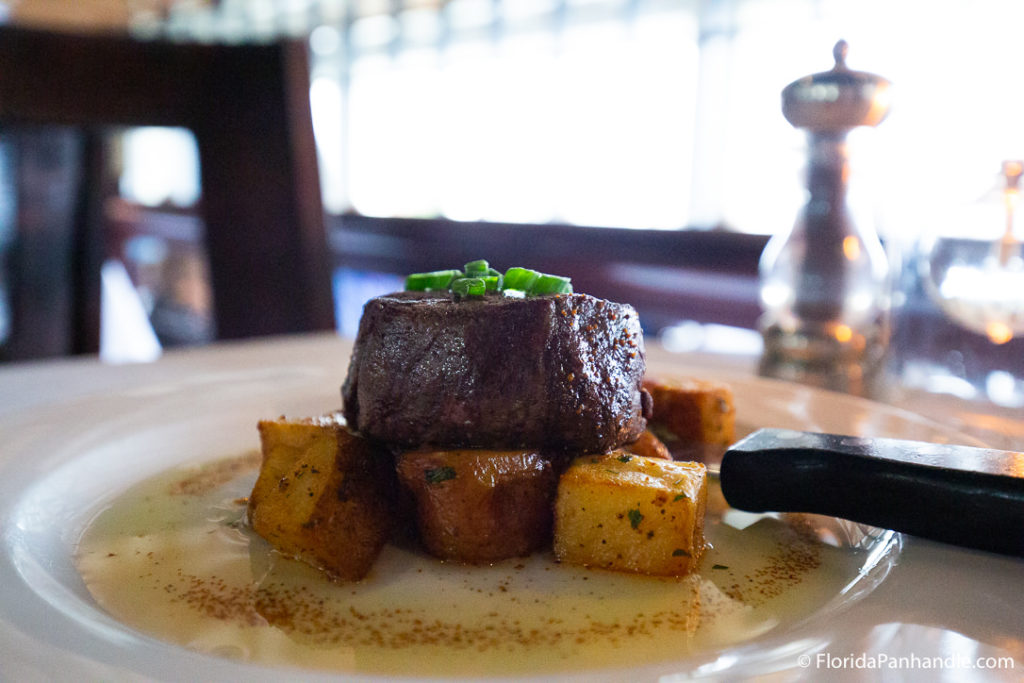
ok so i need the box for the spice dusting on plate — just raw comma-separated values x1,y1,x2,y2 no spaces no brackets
75,453,865,677
169,451,261,497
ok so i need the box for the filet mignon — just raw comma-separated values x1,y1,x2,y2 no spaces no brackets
341,291,647,453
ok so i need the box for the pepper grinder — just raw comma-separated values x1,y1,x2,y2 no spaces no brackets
758,40,892,397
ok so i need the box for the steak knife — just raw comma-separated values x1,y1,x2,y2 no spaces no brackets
719,428,1024,557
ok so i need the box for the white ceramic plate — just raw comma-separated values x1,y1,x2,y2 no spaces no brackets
0,360,983,682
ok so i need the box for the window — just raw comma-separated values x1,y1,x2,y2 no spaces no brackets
122,0,1024,239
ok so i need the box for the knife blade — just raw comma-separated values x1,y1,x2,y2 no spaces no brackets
719,428,1024,556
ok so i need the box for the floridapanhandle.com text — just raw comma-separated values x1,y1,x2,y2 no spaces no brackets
798,652,1016,672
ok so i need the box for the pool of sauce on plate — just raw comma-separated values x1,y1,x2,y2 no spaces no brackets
75,454,863,677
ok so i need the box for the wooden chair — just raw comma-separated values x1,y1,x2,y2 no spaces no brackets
0,25,335,360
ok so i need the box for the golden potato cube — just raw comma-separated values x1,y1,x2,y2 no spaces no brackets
396,448,558,563
553,453,707,576
643,376,735,447
248,413,393,581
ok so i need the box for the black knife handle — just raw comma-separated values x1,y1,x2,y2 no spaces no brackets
719,428,1024,556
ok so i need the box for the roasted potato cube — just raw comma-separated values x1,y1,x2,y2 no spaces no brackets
626,430,672,460
643,376,735,447
248,413,393,581
396,448,558,563
553,453,707,576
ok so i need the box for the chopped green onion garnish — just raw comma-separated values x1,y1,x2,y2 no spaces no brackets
503,267,540,291
530,274,573,295
403,260,572,298
452,276,487,297
627,508,644,529
405,269,460,291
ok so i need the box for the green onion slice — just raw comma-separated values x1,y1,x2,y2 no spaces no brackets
452,276,487,297
530,273,573,295
405,269,460,291
463,259,490,275
502,267,540,292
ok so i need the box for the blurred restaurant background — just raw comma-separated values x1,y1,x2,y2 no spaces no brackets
1,0,1022,410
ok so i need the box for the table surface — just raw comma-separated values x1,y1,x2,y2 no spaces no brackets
1,332,1022,681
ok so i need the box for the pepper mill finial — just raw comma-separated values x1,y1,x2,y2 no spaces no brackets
832,39,848,69
781,40,891,130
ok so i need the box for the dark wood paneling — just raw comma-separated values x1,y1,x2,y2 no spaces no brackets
330,214,768,331
0,25,334,359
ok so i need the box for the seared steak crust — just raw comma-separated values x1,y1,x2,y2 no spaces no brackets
342,291,646,453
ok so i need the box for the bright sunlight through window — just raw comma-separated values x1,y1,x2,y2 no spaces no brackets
121,0,1024,239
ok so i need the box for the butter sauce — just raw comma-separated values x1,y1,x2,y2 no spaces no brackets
75,454,866,677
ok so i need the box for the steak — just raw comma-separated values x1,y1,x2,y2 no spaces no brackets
341,291,648,453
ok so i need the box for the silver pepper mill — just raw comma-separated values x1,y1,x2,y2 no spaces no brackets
758,41,893,397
